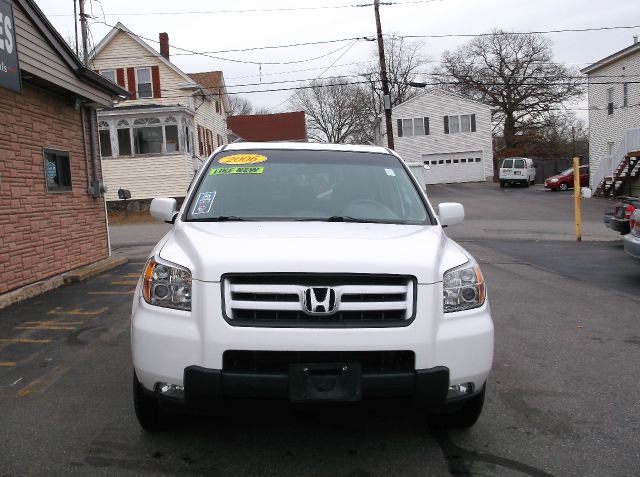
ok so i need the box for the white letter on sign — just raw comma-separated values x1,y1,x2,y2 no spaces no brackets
4,16,13,54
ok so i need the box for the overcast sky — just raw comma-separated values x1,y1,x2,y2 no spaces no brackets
36,0,640,119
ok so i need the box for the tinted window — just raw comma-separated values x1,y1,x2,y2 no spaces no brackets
502,159,513,168
514,159,525,168
186,149,431,225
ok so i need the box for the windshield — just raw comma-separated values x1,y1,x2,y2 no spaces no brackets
184,149,431,224
560,167,574,176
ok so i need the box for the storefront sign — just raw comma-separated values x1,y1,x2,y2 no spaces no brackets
0,0,21,93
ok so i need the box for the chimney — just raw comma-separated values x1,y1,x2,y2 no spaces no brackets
634,35,638,45
159,32,169,60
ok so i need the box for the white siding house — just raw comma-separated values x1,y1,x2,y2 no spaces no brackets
374,90,493,185
581,38,640,196
90,23,230,201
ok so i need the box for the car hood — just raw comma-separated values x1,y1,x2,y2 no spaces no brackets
157,221,470,284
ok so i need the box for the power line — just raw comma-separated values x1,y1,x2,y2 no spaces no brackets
49,0,446,16
89,19,372,65
400,24,640,39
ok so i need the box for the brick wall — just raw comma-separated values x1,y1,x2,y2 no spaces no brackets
0,83,109,295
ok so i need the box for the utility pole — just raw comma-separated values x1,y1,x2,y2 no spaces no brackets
78,0,89,66
73,0,79,57
374,0,394,150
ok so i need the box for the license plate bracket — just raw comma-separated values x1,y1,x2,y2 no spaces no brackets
289,362,362,402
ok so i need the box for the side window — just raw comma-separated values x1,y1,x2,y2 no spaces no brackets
44,149,72,192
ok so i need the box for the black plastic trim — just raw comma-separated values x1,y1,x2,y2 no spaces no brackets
181,364,450,406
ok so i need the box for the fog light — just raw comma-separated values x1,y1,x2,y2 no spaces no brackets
155,382,184,399
447,382,473,398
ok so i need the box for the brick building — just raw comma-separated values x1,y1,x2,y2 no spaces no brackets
227,111,307,142
0,0,127,297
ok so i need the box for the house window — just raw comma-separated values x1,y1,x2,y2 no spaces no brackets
623,83,628,107
445,114,476,134
215,99,220,114
397,117,429,137
402,119,413,137
98,120,112,158
607,88,614,115
164,117,180,153
101,69,116,84
116,120,132,156
133,117,162,154
44,149,72,192
136,67,153,98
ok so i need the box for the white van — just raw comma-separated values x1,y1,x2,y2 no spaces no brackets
499,157,536,187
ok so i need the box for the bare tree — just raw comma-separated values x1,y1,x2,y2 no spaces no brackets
435,30,583,153
291,78,370,144
358,36,429,138
228,95,255,116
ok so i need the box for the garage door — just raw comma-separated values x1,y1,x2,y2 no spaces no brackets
423,151,484,184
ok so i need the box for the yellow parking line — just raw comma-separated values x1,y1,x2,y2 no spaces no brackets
16,365,66,398
0,362,16,367
124,273,140,278
88,290,135,295
111,281,138,285
0,338,51,344
15,326,77,331
23,321,83,326
47,306,108,316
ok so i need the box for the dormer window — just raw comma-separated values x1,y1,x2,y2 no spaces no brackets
136,67,153,98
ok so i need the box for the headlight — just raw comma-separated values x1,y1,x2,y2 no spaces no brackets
142,257,192,311
549,178,559,182
443,261,485,313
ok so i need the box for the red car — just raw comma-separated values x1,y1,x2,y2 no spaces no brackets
544,165,589,191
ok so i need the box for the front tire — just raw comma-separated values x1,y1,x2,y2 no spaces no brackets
559,183,568,192
430,385,486,429
133,371,171,430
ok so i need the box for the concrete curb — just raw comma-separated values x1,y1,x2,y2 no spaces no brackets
0,256,129,311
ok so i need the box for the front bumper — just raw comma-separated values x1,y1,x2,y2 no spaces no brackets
610,217,630,234
623,233,640,258
544,181,560,189
131,282,494,403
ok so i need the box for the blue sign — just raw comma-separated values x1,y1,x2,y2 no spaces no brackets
0,0,21,93
46,161,57,179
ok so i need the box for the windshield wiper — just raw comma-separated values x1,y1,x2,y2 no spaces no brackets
189,216,252,222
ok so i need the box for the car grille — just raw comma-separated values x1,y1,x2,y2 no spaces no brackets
223,350,415,373
222,274,415,327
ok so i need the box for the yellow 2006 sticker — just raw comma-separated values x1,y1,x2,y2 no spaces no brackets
218,154,267,165
210,167,264,175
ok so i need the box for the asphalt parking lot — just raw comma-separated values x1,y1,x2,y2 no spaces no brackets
1,182,638,476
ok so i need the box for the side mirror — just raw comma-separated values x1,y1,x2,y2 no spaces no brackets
438,202,465,227
581,187,592,199
150,198,178,223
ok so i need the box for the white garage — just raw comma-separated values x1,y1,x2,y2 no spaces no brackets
423,151,485,184
373,89,494,185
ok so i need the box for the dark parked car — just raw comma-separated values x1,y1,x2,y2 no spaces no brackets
544,165,589,191
609,196,640,235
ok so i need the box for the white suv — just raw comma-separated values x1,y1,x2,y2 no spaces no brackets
131,143,494,430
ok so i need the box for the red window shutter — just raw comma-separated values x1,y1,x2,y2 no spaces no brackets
151,65,161,99
116,68,126,88
126,67,137,100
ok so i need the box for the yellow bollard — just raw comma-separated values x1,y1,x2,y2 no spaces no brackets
574,156,582,242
